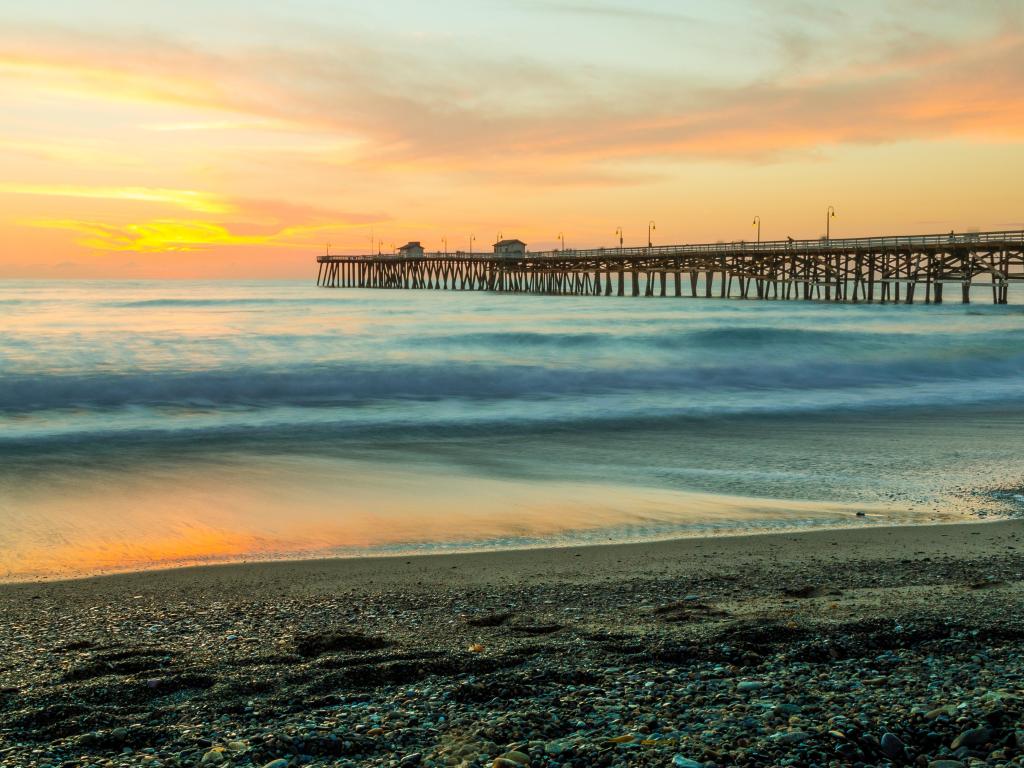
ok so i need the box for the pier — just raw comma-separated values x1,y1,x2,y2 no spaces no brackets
316,229,1024,304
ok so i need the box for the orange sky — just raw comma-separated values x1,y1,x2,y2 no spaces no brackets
1,1,1023,278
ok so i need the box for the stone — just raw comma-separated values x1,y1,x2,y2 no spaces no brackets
771,731,810,744
880,732,905,758
499,751,530,765
262,761,289,768
672,757,704,768
400,754,422,766
736,681,766,692
201,749,225,765
927,761,964,768
950,727,991,750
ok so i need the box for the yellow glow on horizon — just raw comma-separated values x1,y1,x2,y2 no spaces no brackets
2,184,234,214
25,217,373,253
27,219,266,252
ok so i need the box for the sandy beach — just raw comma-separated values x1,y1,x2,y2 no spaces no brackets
1,519,1022,767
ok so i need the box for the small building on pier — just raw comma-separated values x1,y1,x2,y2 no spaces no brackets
398,241,425,258
494,238,527,257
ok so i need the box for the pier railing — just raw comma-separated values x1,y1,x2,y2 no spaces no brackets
320,229,1024,262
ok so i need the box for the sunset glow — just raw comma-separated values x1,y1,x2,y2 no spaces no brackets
1,1,1022,278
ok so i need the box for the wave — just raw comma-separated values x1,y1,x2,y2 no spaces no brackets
435,331,609,347
680,326,898,348
2,388,1022,470
417,325,1024,353
3,352,1024,412
103,297,351,308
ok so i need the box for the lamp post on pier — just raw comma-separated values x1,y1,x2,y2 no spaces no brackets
378,240,383,255
469,234,476,255
615,226,623,249
558,232,565,251
826,206,836,241
752,216,761,245
648,220,656,249
442,236,448,256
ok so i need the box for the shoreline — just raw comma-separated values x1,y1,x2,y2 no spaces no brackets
0,513,1005,589
2,518,1021,767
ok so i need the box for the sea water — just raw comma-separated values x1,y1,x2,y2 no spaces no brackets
2,280,1023,580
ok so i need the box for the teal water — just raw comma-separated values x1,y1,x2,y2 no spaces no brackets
1,280,1023,580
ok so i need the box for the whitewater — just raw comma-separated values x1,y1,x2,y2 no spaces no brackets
2,279,1023,580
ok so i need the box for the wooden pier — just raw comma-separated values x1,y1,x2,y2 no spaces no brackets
316,230,1024,304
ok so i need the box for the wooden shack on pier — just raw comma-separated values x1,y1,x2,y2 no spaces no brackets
494,239,527,257
398,241,425,258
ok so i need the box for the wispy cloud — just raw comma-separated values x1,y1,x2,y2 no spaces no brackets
518,1,701,24
0,184,235,214
26,217,374,253
2,17,1021,179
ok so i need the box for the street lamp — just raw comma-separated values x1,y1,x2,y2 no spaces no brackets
378,239,383,255
557,232,565,251
615,226,624,249
442,236,448,256
752,216,761,244
469,234,476,255
648,220,656,248
826,206,836,241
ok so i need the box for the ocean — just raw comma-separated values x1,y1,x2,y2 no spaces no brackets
2,279,1023,580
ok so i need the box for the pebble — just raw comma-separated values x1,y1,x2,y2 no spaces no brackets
736,680,766,692
880,731,905,758
672,756,704,768
201,748,225,764
500,750,529,764
771,730,811,744
950,726,991,749
544,740,569,755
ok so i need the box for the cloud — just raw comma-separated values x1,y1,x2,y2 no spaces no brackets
518,1,701,25
0,184,235,213
4,17,1022,178
1,9,1022,194
26,215,381,253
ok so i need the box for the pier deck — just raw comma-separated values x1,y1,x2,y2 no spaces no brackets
316,230,1024,304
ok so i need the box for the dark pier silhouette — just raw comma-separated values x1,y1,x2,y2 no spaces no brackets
317,230,1024,304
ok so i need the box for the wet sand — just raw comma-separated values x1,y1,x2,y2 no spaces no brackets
1,520,1022,767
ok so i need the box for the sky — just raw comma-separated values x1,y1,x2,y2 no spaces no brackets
0,0,1022,278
